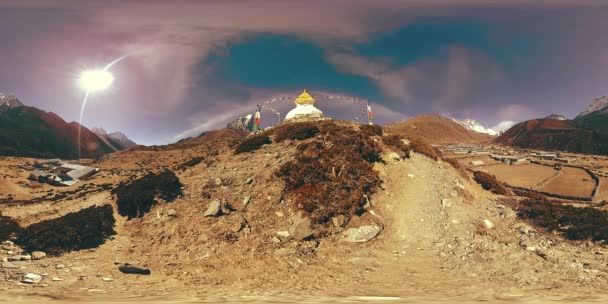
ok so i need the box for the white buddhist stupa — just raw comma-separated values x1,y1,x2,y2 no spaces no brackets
284,90,327,122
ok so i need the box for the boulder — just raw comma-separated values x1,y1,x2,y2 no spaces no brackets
289,212,313,240
343,225,383,243
204,200,222,217
31,251,47,260
1,261,19,269
118,264,151,275
8,254,31,261
483,219,494,229
21,273,43,284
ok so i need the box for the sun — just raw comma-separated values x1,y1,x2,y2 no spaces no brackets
78,69,114,92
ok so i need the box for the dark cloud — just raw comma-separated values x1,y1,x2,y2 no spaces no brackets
1,1,608,144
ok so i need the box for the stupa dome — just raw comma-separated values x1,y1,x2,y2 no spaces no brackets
284,90,326,122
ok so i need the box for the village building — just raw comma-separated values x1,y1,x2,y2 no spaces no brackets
491,154,527,165
27,160,98,186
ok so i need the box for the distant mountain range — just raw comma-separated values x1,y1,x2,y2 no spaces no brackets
495,96,608,154
0,94,136,159
453,118,498,136
91,128,137,151
385,114,493,144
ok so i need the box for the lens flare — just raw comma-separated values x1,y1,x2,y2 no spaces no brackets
78,70,114,92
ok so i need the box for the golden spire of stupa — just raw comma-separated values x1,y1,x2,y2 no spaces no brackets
294,89,315,105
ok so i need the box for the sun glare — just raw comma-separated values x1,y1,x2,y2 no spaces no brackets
78,69,114,92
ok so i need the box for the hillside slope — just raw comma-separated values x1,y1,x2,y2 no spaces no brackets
493,118,601,154
0,106,117,159
385,114,493,144
3,120,608,301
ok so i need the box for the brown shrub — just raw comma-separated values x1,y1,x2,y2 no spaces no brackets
0,213,21,242
272,122,320,142
360,124,383,137
113,170,183,220
382,135,411,159
235,134,271,154
518,197,608,242
473,171,510,195
276,123,382,225
176,157,203,169
409,139,440,160
16,205,115,255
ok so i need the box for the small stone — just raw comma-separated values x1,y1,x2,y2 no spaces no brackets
289,212,314,240
483,219,494,229
271,237,281,244
88,289,105,293
31,251,47,260
441,198,451,208
517,224,534,235
204,200,222,217
332,215,345,228
501,207,517,219
407,174,415,178
51,277,63,281
55,264,65,269
275,211,284,217
220,202,231,215
343,225,383,243
388,152,401,161
242,196,251,207
118,264,151,275
21,273,43,284
245,177,253,185
102,277,115,282
167,209,177,217
214,178,222,186
277,231,290,238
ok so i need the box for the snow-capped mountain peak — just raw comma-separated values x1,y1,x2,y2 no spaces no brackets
454,118,499,136
577,96,608,118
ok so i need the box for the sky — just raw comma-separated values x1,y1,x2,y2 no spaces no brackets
1,0,608,145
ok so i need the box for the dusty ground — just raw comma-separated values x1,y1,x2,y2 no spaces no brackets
3,129,608,303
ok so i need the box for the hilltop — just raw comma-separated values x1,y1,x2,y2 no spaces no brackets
385,114,494,144
0,97,135,159
495,97,608,154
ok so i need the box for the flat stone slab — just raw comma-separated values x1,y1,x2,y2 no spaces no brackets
343,225,383,243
